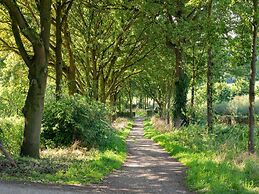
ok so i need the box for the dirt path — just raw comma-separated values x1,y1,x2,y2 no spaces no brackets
0,118,194,194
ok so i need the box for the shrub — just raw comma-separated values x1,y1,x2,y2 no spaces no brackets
233,78,249,96
214,82,233,103
0,117,23,156
41,95,113,149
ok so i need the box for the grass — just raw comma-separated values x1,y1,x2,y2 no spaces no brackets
0,120,133,185
144,119,259,194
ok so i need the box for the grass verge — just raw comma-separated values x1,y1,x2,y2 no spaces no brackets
0,120,132,185
144,119,259,194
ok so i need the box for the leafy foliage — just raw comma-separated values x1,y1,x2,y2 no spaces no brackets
0,56,27,117
0,117,23,156
42,95,112,149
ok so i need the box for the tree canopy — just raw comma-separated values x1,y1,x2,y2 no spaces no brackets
0,0,257,156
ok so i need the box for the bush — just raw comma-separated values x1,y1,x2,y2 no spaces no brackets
214,82,233,103
233,78,249,96
41,95,113,149
0,117,23,156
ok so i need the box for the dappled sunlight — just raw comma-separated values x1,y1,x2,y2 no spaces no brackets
83,118,194,194
145,119,259,194
0,118,192,193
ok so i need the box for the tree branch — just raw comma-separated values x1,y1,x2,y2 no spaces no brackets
1,0,40,45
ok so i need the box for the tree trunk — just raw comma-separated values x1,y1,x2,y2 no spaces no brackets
146,96,150,108
191,46,196,109
207,0,213,133
64,20,77,96
190,78,195,108
55,1,63,100
93,68,99,101
190,60,196,123
21,50,48,158
248,0,257,154
129,92,133,118
1,0,52,158
153,99,155,111
167,85,172,125
141,95,144,109
207,46,213,133
100,71,106,103
159,106,163,118
118,95,122,113
173,46,188,128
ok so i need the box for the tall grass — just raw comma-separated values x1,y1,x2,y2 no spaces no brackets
144,119,259,194
215,95,259,116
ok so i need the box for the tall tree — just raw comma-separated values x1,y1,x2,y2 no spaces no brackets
54,0,63,100
164,0,197,128
63,13,77,95
69,1,151,102
53,0,73,99
248,0,258,154
0,0,52,158
207,0,214,133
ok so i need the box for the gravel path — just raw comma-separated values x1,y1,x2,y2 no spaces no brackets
0,118,194,194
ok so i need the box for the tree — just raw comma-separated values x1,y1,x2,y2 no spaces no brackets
248,0,257,154
53,0,73,99
69,1,152,102
134,45,174,120
164,0,201,128
63,7,77,96
0,0,52,158
54,0,63,100
207,0,214,133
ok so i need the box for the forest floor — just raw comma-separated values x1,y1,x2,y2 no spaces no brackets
0,117,194,194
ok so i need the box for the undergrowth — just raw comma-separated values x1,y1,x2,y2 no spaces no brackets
0,120,132,185
144,119,259,194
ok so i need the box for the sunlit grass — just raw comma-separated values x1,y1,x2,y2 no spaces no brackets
144,120,259,194
0,120,132,185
